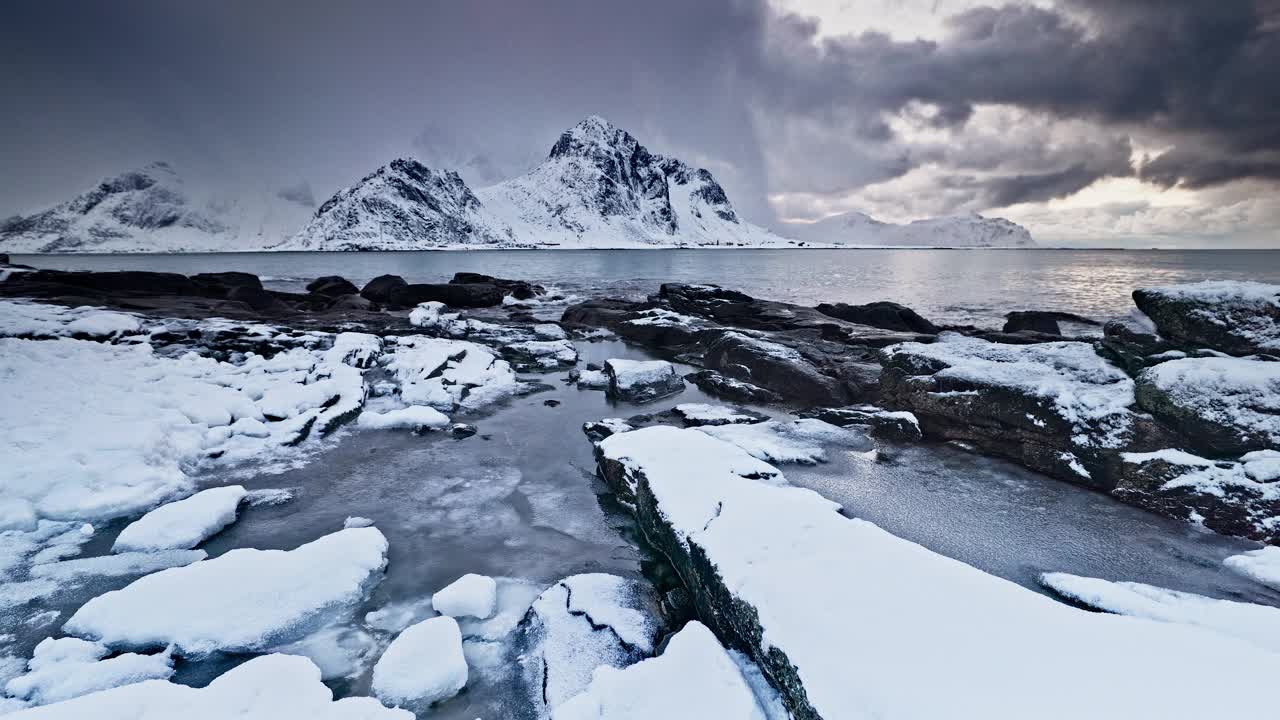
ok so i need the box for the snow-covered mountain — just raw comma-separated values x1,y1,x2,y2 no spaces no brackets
285,116,788,250
785,211,1036,248
0,162,315,253
282,159,513,251
2,117,1036,252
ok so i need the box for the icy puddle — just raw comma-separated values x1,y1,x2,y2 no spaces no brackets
787,442,1280,606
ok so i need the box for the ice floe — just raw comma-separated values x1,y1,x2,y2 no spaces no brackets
370,616,467,708
112,486,246,552
1040,572,1280,654
431,573,498,619
552,622,769,720
1224,546,1280,591
2,638,173,708
2,653,409,719
64,527,389,656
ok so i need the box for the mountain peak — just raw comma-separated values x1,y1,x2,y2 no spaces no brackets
548,115,641,160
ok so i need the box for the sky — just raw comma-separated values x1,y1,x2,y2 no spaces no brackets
1,0,1277,247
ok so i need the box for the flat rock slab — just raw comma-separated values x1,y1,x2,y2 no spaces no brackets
595,426,1280,720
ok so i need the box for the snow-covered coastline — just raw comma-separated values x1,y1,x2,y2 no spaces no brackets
3,261,1280,717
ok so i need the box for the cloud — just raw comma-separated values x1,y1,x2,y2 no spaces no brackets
0,0,1275,244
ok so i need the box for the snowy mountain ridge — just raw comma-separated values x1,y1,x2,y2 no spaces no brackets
786,211,1037,248
1,116,1036,252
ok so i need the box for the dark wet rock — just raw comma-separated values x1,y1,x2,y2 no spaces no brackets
191,271,263,293
685,370,780,404
800,405,923,442
16,269,198,296
816,301,938,334
390,283,506,309
518,573,662,711
359,274,407,304
306,275,360,298
1133,283,1280,356
582,418,634,444
326,294,376,312
1003,311,1061,335
544,399,561,407
1134,356,1280,457
704,331,849,407
450,423,478,439
0,253,8,264
605,359,685,403
1098,315,1177,376
450,272,544,300
1114,451,1280,545
226,285,284,312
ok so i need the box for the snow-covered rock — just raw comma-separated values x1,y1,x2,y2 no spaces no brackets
504,339,579,369
881,332,1152,484
520,574,662,711
1040,573,1280,654
785,210,1036,248
326,333,383,369
370,616,468,708
1114,449,1280,544
595,425,1280,719
3,653,409,719
386,335,528,412
112,486,246,553
431,573,498,619
0,301,145,340
604,359,684,403
0,162,315,254
3,638,174,707
64,527,389,656
356,406,451,432
1133,280,1280,356
671,403,767,427
1224,546,1280,591
695,418,872,464
552,622,769,720
1135,356,1280,455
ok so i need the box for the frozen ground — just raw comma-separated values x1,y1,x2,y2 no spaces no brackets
4,299,1280,716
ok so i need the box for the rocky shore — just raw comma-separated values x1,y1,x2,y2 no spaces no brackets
3,256,1280,718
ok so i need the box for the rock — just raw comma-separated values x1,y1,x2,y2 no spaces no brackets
1098,311,1176,376
450,423,478,439
389,283,506,309
226,285,284,312
704,331,850,407
605,359,685,403
432,573,498,619
359,274,408,304
800,405,923,442
879,334,1174,487
684,370,780,404
1133,281,1280,356
305,276,359,298
518,574,662,712
371,616,468,708
1114,450,1280,545
0,253,8,264
583,418,634,443
325,293,375,311
502,339,579,369
21,270,197,296
450,272,544,300
671,403,768,427
1002,311,1061,335
191,272,263,293
1134,356,1280,456
815,301,939,334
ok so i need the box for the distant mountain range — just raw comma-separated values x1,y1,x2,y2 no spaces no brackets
0,117,1035,252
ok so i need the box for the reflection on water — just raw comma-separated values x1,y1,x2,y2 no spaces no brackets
16,248,1280,327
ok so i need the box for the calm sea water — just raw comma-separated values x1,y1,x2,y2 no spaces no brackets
14,248,1280,327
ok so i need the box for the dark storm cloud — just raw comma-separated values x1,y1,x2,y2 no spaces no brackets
0,0,1276,228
